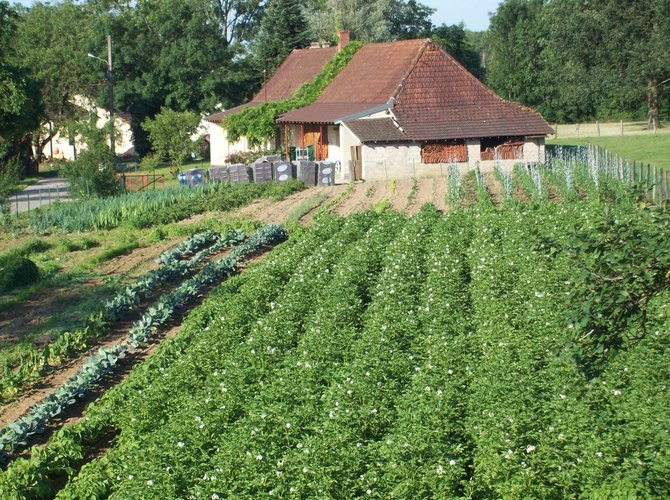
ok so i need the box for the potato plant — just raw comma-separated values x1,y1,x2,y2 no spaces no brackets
2,195,669,497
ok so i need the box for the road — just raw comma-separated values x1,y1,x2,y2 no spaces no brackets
8,178,71,214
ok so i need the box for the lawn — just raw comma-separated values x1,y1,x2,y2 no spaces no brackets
548,133,670,170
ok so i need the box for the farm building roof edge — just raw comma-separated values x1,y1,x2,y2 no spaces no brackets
278,39,554,141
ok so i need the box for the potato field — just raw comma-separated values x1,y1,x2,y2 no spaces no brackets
1,162,669,497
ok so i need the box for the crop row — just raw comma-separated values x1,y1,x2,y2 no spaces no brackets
2,201,669,497
0,214,349,496
0,230,245,400
0,224,287,460
27,180,304,233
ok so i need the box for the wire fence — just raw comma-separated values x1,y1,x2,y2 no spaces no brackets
8,184,71,215
546,144,669,204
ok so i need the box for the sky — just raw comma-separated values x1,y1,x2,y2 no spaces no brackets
423,0,501,31
12,0,501,32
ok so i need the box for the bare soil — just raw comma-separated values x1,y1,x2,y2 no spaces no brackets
485,173,505,206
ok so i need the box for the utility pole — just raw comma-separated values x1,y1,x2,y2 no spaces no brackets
88,36,115,153
107,35,114,153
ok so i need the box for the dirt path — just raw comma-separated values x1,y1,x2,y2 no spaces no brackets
406,177,433,215
261,188,326,224
432,175,449,212
390,178,414,212
101,239,178,277
485,172,505,206
299,184,349,225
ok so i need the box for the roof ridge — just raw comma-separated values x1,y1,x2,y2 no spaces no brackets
391,39,431,104
430,43,547,118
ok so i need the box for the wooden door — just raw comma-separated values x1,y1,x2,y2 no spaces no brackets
304,126,329,160
351,145,363,180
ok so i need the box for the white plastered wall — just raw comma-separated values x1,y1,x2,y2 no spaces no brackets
209,122,250,167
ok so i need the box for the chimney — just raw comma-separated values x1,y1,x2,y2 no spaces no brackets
338,30,350,52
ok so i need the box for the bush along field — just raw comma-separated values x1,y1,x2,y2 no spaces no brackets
1,158,669,498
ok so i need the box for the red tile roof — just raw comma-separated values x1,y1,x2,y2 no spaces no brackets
277,103,386,124
278,39,425,124
205,46,337,123
343,118,408,142
278,39,553,140
394,44,554,140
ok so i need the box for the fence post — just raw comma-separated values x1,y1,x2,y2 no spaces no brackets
554,124,558,138
620,120,624,136
596,121,600,137
576,123,580,138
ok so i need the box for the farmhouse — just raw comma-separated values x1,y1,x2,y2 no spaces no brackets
205,43,339,167
277,38,554,182
41,95,134,161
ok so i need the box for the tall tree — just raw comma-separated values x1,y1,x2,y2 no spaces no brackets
13,1,97,166
388,0,434,40
254,0,312,76
1,2,43,171
432,23,485,80
93,0,258,155
485,0,558,119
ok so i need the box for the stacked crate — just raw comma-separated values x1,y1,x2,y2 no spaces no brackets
229,163,251,184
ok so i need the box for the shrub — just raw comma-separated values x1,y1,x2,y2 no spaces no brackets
0,254,39,292
61,145,122,199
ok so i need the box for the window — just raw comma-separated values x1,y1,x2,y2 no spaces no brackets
480,137,524,161
421,142,468,164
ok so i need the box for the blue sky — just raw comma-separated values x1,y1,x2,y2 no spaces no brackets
11,0,500,32
424,0,501,31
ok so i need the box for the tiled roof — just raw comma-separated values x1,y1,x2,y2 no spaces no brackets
205,46,337,123
393,44,554,140
317,39,426,104
277,102,385,124
277,39,425,124
281,40,553,139
343,118,408,142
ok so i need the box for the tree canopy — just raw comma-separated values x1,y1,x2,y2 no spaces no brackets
485,0,670,125
4,0,666,176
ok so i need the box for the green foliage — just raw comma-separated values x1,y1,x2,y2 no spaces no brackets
223,41,363,146
99,0,261,156
0,156,21,207
4,199,670,496
432,22,485,80
485,0,670,124
254,0,311,76
388,0,435,39
142,108,200,171
60,144,121,199
558,206,670,375
0,254,39,292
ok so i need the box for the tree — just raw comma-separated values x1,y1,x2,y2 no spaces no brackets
485,0,549,109
432,23,485,80
254,0,312,76
304,0,393,43
13,1,97,166
0,1,41,171
142,108,200,171
60,115,121,198
388,0,434,40
93,0,258,156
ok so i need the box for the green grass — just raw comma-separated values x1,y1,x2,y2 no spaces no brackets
548,134,670,170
